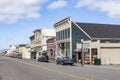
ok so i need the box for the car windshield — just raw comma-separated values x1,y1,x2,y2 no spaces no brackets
62,57,71,60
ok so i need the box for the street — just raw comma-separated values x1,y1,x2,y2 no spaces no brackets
0,56,120,80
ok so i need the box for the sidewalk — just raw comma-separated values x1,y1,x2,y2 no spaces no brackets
23,58,120,71
75,63,120,71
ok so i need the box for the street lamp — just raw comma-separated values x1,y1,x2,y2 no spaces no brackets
81,39,84,66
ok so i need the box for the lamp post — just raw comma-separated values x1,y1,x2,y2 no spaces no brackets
81,39,84,66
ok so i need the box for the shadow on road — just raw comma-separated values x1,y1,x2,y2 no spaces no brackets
0,76,2,80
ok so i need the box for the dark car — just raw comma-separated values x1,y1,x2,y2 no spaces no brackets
38,55,49,62
56,57,74,65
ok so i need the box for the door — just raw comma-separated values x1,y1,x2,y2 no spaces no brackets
101,48,120,65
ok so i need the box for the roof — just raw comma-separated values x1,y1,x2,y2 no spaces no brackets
54,17,71,27
33,29,41,33
76,22,120,39
29,35,35,39
46,37,56,42
19,44,26,47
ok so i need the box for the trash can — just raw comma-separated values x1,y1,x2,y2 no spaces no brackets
94,58,101,65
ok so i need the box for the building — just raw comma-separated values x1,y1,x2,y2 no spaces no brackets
19,44,27,59
29,35,36,59
54,17,120,64
29,29,56,59
25,44,31,59
75,23,120,65
46,37,56,61
54,17,71,59
7,45,19,56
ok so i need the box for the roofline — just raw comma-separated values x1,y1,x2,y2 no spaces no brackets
46,37,56,42
92,38,120,40
75,22,120,26
72,21,91,39
54,17,71,27
29,35,35,39
33,29,41,33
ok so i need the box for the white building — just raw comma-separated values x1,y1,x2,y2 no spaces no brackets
30,29,56,59
7,45,19,56
25,45,31,59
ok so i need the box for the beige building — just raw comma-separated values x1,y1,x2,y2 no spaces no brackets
19,44,26,58
76,40,120,65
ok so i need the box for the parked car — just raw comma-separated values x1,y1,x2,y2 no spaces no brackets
38,55,49,62
17,54,22,59
56,57,74,65
11,53,17,58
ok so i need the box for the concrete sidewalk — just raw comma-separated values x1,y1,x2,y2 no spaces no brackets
21,58,120,71
75,63,120,71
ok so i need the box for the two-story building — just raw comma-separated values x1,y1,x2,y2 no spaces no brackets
19,44,27,59
30,29,56,59
54,17,71,59
46,37,56,61
29,35,36,59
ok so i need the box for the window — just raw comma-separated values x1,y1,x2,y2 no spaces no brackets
60,31,62,40
56,28,70,41
68,28,70,38
62,30,64,39
65,29,67,39
56,32,58,40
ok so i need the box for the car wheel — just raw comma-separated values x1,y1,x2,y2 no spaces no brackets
64,63,67,66
62,62,64,65
70,63,73,65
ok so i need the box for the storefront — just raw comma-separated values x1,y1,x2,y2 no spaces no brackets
76,40,120,65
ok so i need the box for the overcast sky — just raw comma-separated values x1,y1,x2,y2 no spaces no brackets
0,0,120,49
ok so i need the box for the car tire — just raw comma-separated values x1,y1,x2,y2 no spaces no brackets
70,63,73,65
62,62,64,65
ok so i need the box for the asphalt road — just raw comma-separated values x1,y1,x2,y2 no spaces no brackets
0,56,120,80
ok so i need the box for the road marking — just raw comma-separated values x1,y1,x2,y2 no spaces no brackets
15,59,92,80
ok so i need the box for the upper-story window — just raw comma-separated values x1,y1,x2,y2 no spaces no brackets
56,28,70,40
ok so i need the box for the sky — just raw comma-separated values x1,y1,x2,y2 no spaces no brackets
0,0,120,49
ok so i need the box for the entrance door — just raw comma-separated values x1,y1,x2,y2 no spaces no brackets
76,52,82,63
31,52,36,59
91,48,97,64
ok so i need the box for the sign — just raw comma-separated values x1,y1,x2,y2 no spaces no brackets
83,43,90,53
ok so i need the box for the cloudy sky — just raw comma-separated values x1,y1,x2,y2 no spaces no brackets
0,0,120,49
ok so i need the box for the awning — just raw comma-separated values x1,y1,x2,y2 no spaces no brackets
29,48,36,52
74,48,81,52
42,50,47,53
